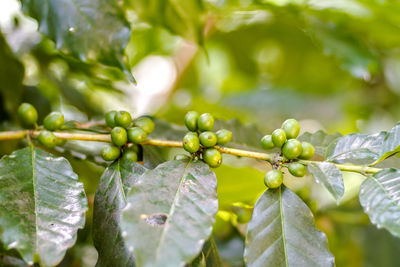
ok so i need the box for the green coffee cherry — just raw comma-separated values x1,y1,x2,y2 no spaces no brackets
55,138,67,146
38,130,58,148
203,148,222,168
288,162,307,177
18,103,38,126
115,111,132,128
126,143,140,153
111,127,128,147
133,117,155,134
184,111,199,132
174,154,191,161
197,113,214,132
122,150,138,162
199,131,217,147
264,170,283,189
43,112,64,131
282,139,302,160
282,118,300,139
101,145,121,161
299,142,315,160
260,135,274,149
127,127,147,144
105,110,117,128
216,129,232,145
272,129,286,148
183,132,200,153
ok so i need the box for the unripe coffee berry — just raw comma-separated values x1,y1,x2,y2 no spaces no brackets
127,127,147,144
122,150,138,162
199,131,217,147
271,129,286,148
203,148,222,168
216,129,232,145
282,119,300,139
101,145,120,161
260,135,274,149
183,132,200,153
197,113,214,132
288,162,307,177
105,110,117,128
133,117,155,134
43,112,64,131
299,142,315,160
264,170,283,189
111,127,128,147
38,130,58,149
282,139,302,160
184,111,199,132
115,111,132,128
18,103,38,126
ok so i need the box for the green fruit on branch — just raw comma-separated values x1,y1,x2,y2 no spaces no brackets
216,129,232,145
282,139,302,160
288,162,307,177
183,132,200,153
271,128,286,148
122,150,138,162
264,169,283,189
43,111,64,131
111,127,128,147
115,111,132,128
127,127,147,144
260,135,274,149
38,130,58,148
203,148,222,168
199,131,217,147
101,145,120,161
133,117,155,134
282,118,300,139
299,142,315,160
174,154,191,160
197,113,214,132
105,110,117,128
184,111,199,132
17,103,38,126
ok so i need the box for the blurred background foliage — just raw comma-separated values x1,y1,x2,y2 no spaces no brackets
1,0,400,266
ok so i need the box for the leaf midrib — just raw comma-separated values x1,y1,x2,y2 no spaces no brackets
154,159,193,263
30,145,39,256
279,187,289,267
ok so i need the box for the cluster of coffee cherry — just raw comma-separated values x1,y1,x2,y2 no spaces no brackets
103,110,154,162
182,111,232,168
260,119,315,189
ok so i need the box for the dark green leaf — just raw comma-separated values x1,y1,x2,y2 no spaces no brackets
244,187,334,267
93,158,147,266
0,32,24,117
359,168,400,237
307,162,344,202
128,0,205,43
142,146,168,169
21,0,132,80
0,146,87,266
298,130,342,156
201,237,221,267
325,132,386,165
121,160,218,267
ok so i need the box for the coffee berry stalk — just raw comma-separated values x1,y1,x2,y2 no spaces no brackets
260,119,315,189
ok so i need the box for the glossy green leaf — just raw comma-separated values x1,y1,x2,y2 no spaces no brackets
93,158,147,266
121,160,218,267
0,147,87,266
127,0,205,43
189,238,221,267
359,168,400,237
374,123,400,165
326,132,386,165
307,162,344,203
298,130,342,156
244,187,334,267
21,0,133,80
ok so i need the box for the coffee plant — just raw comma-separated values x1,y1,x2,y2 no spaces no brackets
2,0,400,266
0,102,399,266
